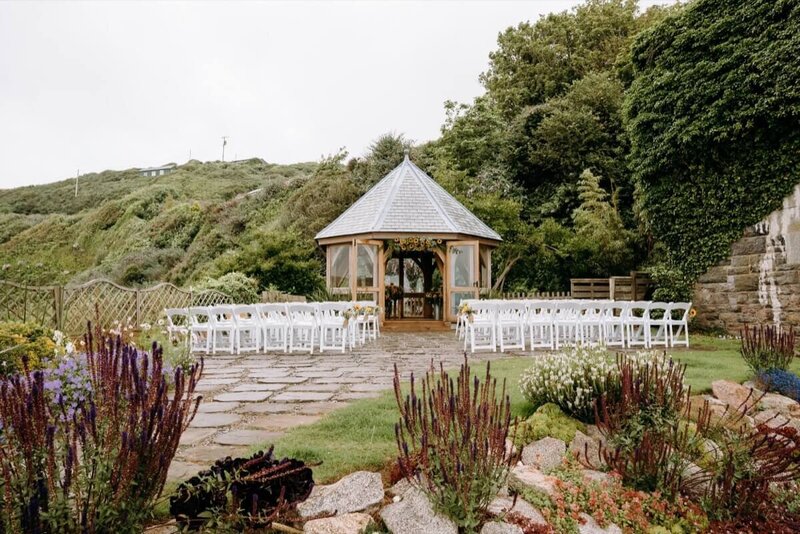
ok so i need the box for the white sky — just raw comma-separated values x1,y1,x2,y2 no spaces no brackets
0,0,674,188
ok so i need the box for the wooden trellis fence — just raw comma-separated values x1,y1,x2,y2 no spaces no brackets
479,289,572,300
0,279,231,335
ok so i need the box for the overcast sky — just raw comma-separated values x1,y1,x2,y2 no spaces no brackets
0,1,674,189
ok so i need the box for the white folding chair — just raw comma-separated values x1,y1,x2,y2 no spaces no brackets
603,301,628,348
553,302,583,349
233,305,262,354
209,305,235,354
496,301,526,352
257,303,289,352
527,300,555,350
188,307,212,354
465,301,497,353
667,302,691,347
626,301,652,348
318,302,351,353
287,303,317,353
165,308,189,343
362,302,380,342
648,302,671,348
581,301,606,344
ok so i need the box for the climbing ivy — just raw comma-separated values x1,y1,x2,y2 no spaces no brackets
626,0,800,299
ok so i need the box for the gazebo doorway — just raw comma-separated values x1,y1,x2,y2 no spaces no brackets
384,250,443,321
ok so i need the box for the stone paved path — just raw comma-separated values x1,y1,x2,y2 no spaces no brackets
169,331,529,482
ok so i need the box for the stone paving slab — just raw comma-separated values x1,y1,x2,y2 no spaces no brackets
214,391,272,402
171,331,528,482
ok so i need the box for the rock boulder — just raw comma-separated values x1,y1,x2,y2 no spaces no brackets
297,471,384,519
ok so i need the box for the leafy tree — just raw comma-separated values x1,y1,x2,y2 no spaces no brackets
199,272,260,303
626,0,800,299
349,133,414,191
219,231,323,297
566,169,636,277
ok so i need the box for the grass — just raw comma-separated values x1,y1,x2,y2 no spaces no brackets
261,334,800,484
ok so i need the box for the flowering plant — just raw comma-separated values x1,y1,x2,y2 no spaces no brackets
394,237,443,252
458,302,474,317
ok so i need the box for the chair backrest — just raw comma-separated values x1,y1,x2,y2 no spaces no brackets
669,302,692,321
554,301,580,320
496,301,525,320
165,308,189,327
581,301,605,319
647,302,671,320
233,304,259,324
286,303,317,323
604,301,629,318
527,300,554,320
256,303,288,323
319,302,351,320
188,307,211,325
209,305,234,326
471,301,496,321
627,301,651,318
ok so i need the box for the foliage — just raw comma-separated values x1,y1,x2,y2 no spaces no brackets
626,0,800,299
594,354,691,496
0,321,54,375
393,359,518,533
519,345,616,422
757,368,800,401
740,324,796,374
513,402,586,447
218,231,323,297
0,327,202,533
169,447,314,531
520,461,708,534
198,271,259,304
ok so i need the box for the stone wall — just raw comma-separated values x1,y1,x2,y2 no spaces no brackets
693,184,800,333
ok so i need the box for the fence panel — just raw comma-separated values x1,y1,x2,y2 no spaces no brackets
570,279,611,299
0,281,59,329
62,280,138,334
138,282,191,326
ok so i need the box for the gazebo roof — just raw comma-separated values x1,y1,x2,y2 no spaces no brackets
315,154,502,242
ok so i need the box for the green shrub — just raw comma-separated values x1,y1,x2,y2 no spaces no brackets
513,403,586,447
199,272,260,304
0,321,54,375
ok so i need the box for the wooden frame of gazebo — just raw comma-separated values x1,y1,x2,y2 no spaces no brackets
315,154,501,324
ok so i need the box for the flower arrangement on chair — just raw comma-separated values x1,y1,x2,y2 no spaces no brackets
459,302,475,322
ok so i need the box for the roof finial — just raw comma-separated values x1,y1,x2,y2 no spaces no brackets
403,148,410,161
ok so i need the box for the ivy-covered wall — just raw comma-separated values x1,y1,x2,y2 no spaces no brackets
694,185,800,333
626,0,800,300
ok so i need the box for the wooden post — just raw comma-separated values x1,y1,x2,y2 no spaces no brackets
398,254,405,319
54,285,63,331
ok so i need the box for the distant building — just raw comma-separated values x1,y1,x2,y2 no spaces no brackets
139,164,176,177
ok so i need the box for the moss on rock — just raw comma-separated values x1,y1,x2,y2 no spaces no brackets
513,403,586,447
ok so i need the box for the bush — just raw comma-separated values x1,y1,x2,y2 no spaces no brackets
513,403,586,447
199,271,260,304
594,354,690,496
393,359,518,533
741,324,796,374
0,327,203,533
0,321,55,375
519,345,616,422
758,368,800,401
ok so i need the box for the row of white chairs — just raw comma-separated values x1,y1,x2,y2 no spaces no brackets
456,299,692,353
165,302,380,355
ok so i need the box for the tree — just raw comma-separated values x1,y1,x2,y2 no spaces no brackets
626,0,800,298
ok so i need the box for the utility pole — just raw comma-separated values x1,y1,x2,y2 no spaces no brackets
221,136,228,162
74,169,79,197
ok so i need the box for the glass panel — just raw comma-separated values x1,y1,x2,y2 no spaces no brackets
450,291,475,317
356,291,378,303
330,245,350,289
356,244,378,288
450,245,475,287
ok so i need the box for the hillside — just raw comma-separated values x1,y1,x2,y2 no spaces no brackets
0,159,323,289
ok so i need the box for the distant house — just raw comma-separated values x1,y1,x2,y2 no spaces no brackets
139,164,176,177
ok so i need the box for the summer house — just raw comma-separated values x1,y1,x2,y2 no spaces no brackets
315,152,501,325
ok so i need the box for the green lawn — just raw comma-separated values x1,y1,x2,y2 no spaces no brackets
262,335,797,484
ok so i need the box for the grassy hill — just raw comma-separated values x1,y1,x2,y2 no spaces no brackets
0,159,326,290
